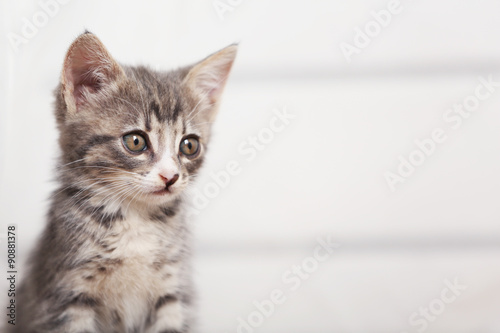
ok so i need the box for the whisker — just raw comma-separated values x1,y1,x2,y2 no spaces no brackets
65,179,134,213
55,157,89,169
64,165,143,177
124,184,144,214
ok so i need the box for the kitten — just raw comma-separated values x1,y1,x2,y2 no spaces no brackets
8,32,237,333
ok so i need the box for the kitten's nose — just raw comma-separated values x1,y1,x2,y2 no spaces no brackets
160,173,179,189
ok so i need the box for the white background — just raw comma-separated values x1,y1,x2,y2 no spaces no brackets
1,1,500,332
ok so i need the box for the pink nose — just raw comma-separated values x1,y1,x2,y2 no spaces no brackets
159,173,179,189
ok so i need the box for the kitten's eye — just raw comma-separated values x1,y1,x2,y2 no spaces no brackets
179,137,200,158
123,134,147,152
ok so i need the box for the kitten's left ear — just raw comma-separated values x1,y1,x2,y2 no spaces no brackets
61,32,126,114
183,44,238,122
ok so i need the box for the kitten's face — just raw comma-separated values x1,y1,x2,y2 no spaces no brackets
55,33,236,208
61,68,204,206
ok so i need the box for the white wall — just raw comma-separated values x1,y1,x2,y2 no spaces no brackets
1,1,500,332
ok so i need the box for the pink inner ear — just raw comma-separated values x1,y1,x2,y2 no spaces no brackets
67,52,104,106
63,37,117,109
188,45,237,108
195,64,232,105
198,74,221,104
71,68,103,106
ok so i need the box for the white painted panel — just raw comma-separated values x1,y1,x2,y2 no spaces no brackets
4,0,500,76
194,249,500,333
195,76,500,244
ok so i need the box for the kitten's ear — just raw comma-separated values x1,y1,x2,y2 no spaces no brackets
184,44,238,122
61,32,125,113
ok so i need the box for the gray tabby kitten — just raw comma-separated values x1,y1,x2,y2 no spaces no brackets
8,32,237,333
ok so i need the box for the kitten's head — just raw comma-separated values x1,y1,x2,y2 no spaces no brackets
55,32,237,208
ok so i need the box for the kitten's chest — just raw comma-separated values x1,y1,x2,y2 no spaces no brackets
96,213,182,283
87,213,184,328
107,215,166,261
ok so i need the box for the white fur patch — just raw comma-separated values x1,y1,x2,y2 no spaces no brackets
147,301,185,333
65,308,97,333
90,210,183,329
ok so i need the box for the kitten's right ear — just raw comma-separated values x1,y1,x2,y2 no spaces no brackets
61,32,125,113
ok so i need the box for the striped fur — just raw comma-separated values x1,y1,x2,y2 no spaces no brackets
7,32,236,333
